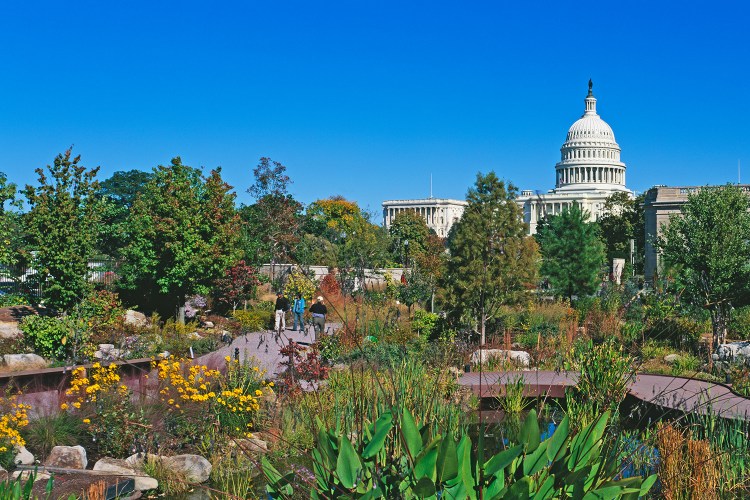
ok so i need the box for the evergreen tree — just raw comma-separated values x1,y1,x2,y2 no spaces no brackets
536,202,606,300
659,185,750,346
23,150,102,311
445,172,539,344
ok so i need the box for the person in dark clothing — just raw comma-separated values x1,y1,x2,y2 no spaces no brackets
274,293,290,331
309,296,327,336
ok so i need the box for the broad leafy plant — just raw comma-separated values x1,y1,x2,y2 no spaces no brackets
264,408,655,499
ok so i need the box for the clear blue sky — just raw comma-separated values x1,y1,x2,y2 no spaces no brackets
1,1,748,217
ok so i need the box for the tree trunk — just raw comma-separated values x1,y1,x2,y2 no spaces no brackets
712,305,728,349
177,295,186,325
480,311,486,345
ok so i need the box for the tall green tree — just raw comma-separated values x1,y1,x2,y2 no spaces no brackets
536,203,606,300
389,211,430,266
120,157,242,321
598,192,645,274
659,185,750,346
23,149,102,311
445,172,539,344
242,158,302,270
96,170,154,257
0,172,22,270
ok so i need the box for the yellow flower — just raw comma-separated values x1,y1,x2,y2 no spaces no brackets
82,418,91,424
60,403,69,410
72,402,81,409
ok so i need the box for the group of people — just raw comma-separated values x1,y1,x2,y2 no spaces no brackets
274,292,328,335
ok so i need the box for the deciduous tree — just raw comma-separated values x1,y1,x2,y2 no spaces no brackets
536,202,606,300
23,149,102,311
0,172,22,270
445,172,539,344
598,192,644,274
389,211,430,266
120,157,242,321
658,185,750,346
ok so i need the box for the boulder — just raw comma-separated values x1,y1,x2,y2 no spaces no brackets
12,470,51,482
2,354,48,371
470,349,531,368
94,344,124,360
124,310,148,328
45,445,87,469
163,454,212,483
13,445,34,465
663,354,681,364
94,457,159,491
713,341,750,365
202,321,215,329
0,321,22,339
233,438,268,454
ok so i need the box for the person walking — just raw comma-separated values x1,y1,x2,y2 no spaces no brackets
274,292,290,333
309,296,327,336
292,293,306,331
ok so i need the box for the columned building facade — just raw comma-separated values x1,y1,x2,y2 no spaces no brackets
382,198,467,238
516,81,632,234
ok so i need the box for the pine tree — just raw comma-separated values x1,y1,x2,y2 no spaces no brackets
536,202,606,300
445,172,539,344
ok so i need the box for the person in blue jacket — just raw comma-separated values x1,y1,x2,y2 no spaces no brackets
292,293,306,331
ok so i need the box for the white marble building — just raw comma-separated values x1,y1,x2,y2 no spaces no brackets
516,81,633,234
382,198,467,237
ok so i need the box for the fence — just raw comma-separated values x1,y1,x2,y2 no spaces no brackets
259,263,406,289
0,259,120,298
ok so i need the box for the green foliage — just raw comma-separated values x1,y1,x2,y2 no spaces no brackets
97,169,153,257
729,305,750,340
0,470,54,500
497,375,532,415
411,310,438,337
265,408,655,499
0,294,29,308
0,171,22,270
536,202,606,300
119,157,242,318
398,268,433,310
21,412,83,460
445,172,539,343
389,210,430,265
659,184,750,346
598,192,645,274
232,309,274,332
283,269,317,301
19,316,77,359
317,333,343,361
75,290,125,344
564,340,634,429
22,149,102,311
670,353,702,375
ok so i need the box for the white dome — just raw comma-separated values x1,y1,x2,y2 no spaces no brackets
553,81,628,192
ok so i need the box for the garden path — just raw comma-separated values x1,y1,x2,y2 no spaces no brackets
459,371,750,421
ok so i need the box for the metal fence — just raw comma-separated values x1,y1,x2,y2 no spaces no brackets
0,259,120,298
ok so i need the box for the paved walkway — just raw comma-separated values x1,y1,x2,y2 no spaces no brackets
459,371,750,421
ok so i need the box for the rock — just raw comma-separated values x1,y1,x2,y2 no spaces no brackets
94,457,158,491
714,341,750,365
157,351,170,359
45,445,87,469
0,465,7,481
124,310,148,328
0,321,22,339
94,345,124,360
202,321,215,329
233,438,268,454
470,349,531,368
187,331,203,340
2,354,48,371
163,454,212,483
12,470,51,482
664,354,682,364
14,445,34,465
125,452,159,468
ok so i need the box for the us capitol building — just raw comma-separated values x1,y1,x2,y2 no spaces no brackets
516,81,633,234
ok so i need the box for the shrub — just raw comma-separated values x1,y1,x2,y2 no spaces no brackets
0,293,30,308
283,269,317,302
728,306,750,340
232,309,274,332
0,394,30,469
411,309,438,337
19,315,78,359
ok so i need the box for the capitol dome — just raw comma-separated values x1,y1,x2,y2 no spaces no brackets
554,81,628,192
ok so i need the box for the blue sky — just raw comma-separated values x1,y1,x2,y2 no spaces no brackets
1,1,748,218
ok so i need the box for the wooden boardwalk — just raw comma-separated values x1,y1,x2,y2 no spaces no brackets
459,371,750,421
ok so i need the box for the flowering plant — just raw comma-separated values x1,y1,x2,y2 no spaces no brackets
0,393,30,468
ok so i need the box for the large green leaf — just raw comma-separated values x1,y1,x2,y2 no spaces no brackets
523,440,549,476
414,446,439,482
533,475,555,500
581,485,641,500
437,434,458,484
568,411,609,471
401,407,423,459
413,477,436,497
456,435,475,493
520,409,541,452
505,476,532,499
484,444,523,477
336,436,362,490
546,416,569,462
363,411,393,459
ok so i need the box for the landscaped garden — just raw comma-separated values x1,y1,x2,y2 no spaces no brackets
1,155,749,498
